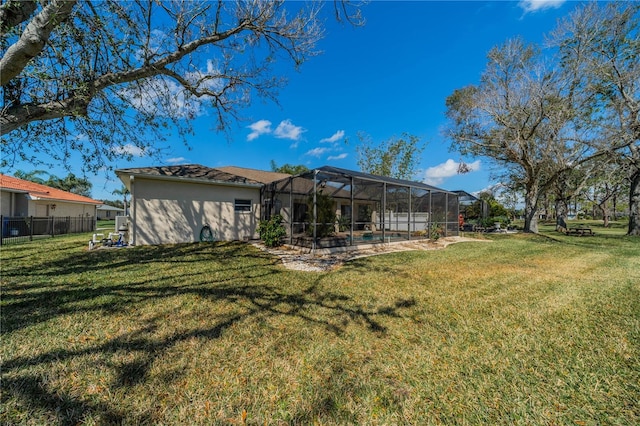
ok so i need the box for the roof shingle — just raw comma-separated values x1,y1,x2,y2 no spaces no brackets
115,164,290,186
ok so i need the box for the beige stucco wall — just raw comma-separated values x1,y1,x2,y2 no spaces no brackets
131,177,261,245
1,191,29,216
31,200,97,217
0,192,95,217
1,191,12,216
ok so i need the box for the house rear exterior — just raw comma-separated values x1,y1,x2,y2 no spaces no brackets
115,165,289,245
115,164,459,248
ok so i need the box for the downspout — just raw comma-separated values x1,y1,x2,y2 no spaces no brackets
130,175,136,245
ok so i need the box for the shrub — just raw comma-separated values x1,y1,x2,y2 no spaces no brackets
257,214,287,247
337,215,351,232
306,191,336,238
429,222,442,240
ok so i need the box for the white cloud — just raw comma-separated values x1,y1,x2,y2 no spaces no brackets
518,0,565,13
166,157,186,164
327,153,348,161
320,130,345,143
112,143,145,157
274,119,305,141
247,120,272,141
424,159,481,185
305,147,329,157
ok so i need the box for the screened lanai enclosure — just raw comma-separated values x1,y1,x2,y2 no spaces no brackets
261,166,459,250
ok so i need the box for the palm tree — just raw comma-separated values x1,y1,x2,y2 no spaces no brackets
13,169,49,184
112,186,130,216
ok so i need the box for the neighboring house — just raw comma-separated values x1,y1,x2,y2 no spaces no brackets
115,165,290,246
0,174,102,218
97,205,125,220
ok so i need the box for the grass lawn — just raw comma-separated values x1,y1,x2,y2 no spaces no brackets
1,227,639,425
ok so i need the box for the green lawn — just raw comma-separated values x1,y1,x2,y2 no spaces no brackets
1,229,639,425
96,219,116,230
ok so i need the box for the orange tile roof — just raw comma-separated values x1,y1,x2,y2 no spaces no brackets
0,174,102,205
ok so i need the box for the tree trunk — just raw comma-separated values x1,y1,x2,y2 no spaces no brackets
628,165,640,236
523,185,539,233
555,197,569,231
597,201,609,228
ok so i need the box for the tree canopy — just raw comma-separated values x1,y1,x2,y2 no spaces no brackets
356,132,425,181
270,160,309,175
550,2,640,235
1,1,356,172
444,2,640,235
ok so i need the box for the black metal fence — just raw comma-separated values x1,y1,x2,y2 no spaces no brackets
0,216,96,245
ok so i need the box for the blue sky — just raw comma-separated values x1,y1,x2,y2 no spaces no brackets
10,0,581,201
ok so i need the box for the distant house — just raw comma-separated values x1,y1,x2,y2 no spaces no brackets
115,164,459,248
0,174,102,218
97,205,125,220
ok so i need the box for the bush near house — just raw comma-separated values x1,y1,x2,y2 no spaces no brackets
257,214,287,247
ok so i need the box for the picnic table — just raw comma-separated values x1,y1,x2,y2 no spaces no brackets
567,226,594,236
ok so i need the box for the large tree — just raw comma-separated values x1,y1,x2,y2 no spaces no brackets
356,132,425,181
444,38,583,233
550,2,640,235
0,1,357,171
582,160,627,227
269,160,308,175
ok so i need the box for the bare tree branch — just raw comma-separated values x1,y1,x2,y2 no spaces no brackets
0,0,361,173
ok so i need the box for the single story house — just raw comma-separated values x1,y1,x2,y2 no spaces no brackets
97,204,125,220
0,174,102,217
115,165,289,245
115,164,459,248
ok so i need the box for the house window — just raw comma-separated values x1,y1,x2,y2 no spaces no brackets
234,199,252,212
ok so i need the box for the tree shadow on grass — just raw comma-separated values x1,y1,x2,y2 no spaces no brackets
2,241,275,279
1,242,282,333
1,375,134,425
2,242,419,423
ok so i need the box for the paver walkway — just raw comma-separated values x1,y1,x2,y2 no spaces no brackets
252,236,490,272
